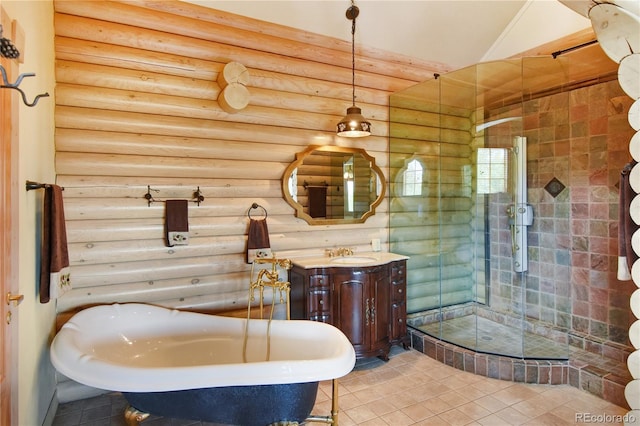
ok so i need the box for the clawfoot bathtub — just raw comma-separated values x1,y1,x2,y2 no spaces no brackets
50,303,356,425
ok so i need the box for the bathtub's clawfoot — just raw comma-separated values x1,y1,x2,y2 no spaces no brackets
124,405,150,426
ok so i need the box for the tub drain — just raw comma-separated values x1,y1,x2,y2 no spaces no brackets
481,335,493,341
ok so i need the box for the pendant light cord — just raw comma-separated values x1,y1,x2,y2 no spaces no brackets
351,13,356,107
336,1,371,137
346,0,359,108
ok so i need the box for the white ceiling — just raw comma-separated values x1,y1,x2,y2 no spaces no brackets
185,0,592,70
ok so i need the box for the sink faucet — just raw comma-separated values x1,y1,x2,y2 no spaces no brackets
326,247,354,257
338,247,353,256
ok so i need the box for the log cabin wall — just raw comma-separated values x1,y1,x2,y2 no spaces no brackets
53,0,446,314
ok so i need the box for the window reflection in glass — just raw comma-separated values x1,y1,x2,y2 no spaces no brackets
403,158,423,196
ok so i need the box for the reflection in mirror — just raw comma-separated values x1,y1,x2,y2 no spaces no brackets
282,145,385,225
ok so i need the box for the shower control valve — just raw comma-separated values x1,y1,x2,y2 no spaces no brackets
519,203,534,226
507,204,534,226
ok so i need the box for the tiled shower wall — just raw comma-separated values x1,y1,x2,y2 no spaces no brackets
490,80,636,354
567,81,636,350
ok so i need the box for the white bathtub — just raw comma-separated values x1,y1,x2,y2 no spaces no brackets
50,303,356,393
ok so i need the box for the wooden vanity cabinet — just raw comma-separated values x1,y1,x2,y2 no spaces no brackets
290,260,407,360
333,266,391,359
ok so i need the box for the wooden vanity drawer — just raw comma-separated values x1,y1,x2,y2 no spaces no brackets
309,274,330,289
391,301,407,339
307,288,332,323
390,261,406,280
391,280,406,302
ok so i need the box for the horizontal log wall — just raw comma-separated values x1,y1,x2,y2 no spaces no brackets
53,0,445,314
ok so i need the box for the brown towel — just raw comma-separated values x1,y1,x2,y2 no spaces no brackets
165,200,189,246
246,218,272,263
39,184,71,303
308,186,327,218
618,160,638,280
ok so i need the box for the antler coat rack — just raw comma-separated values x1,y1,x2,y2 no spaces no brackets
0,66,50,107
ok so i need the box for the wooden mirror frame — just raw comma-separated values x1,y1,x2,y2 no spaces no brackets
282,145,386,225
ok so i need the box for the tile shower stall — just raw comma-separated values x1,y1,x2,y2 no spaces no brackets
389,57,636,405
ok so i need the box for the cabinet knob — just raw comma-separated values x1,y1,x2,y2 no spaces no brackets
398,288,403,293
319,299,323,305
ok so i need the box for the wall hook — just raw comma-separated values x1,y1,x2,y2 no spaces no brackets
193,187,204,206
0,65,49,107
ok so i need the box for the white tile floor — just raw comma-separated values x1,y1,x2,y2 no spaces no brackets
53,348,631,425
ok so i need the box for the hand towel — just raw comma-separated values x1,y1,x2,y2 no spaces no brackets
165,199,189,246
618,160,638,280
246,218,272,263
39,184,71,303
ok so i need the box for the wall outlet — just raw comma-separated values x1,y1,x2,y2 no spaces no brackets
371,238,381,252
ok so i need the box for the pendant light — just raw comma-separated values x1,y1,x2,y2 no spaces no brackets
336,1,371,138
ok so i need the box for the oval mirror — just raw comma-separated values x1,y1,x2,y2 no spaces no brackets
282,145,386,225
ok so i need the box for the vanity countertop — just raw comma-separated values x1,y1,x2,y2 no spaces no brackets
291,252,409,269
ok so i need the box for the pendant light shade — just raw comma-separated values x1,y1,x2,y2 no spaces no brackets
336,3,371,138
337,106,371,137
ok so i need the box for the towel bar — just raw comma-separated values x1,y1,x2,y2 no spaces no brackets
144,185,204,207
25,181,63,191
302,180,328,190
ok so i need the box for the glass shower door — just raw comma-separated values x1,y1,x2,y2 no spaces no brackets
391,57,570,360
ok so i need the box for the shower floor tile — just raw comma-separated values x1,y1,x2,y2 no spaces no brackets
415,315,568,359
